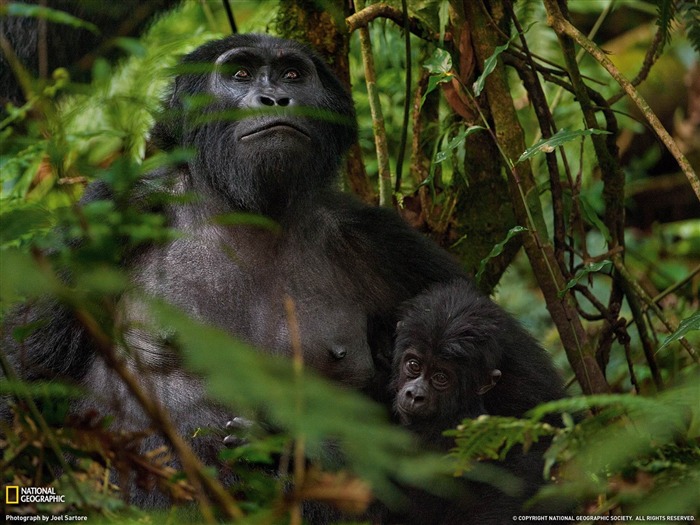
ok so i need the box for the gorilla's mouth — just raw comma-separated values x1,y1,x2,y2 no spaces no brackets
239,120,311,141
395,401,433,421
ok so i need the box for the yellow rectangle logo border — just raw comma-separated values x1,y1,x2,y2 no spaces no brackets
6,485,20,504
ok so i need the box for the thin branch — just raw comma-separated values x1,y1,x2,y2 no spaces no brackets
607,26,664,105
507,1,567,272
71,303,243,523
652,264,700,305
544,0,700,202
615,274,664,392
394,0,411,194
346,3,440,42
613,255,699,364
463,0,610,395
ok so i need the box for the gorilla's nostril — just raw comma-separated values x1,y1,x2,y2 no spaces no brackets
259,95,275,106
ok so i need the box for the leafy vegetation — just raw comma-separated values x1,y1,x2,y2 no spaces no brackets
1,0,699,523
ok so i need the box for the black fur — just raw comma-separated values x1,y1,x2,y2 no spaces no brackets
391,280,567,524
2,34,465,509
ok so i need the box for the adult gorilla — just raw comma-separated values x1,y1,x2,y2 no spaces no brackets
2,34,464,505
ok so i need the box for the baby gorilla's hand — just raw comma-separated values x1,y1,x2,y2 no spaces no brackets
223,416,254,447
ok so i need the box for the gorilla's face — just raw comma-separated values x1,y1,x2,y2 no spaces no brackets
210,44,324,157
155,34,357,212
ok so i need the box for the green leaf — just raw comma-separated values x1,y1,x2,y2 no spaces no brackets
434,125,485,164
0,205,53,246
423,47,453,75
146,300,445,503
472,40,511,97
445,415,556,472
438,0,450,44
421,48,454,109
659,312,700,351
113,37,147,58
473,22,537,97
212,212,280,233
4,3,99,33
475,226,527,284
421,74,451,109
516,128,611,164
0,249,57,306
580,195,612,243
558,261,612,298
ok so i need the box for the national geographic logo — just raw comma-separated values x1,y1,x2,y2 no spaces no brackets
4,485,66,504
6,486,19,504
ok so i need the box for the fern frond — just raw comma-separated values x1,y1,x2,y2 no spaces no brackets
680,1,700,54
656,0,678,52
444,415,557,475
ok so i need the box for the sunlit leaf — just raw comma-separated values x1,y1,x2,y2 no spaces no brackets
659,312,700,351
517,128,611,164
473,41,511,97
475,226,527,284
421,48,454,109
558,261,612,297
434,125,485,164
423,47,453,75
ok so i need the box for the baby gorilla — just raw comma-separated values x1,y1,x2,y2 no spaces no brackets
392,279,566,523
394,279,565,434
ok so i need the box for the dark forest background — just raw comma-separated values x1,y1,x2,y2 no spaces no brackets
1,1,699,523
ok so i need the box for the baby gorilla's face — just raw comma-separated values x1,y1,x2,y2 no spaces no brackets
393,347,481,433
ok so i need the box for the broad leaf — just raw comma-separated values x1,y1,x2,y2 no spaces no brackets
559,261,612,297
517,128,610,164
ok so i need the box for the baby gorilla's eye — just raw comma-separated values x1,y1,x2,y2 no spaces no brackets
405,359,421,375
431,372,450,390
234,68,251,80
283,69,301,80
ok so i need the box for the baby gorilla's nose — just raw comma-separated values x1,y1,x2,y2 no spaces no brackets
329,345,347,359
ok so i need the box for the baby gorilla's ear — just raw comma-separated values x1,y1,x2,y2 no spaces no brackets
476,369,502,395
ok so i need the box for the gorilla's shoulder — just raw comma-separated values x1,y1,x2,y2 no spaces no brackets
312,191,464,288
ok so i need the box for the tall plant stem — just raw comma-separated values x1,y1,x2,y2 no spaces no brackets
355,0,393,207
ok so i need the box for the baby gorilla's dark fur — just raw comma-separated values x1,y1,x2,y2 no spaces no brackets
391,279,566,524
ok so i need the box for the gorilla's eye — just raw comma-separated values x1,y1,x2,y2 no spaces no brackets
431,372,449,390
405,359,421,376
283,69,301,80
233,68,251,80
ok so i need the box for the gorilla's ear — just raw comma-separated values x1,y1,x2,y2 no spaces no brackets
396,320,404,331
476,369,501,395
150,79,187,151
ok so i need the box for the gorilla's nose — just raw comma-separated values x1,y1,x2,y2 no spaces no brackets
405,387,426,407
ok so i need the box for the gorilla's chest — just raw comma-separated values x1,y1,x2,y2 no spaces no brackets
130,220,375,386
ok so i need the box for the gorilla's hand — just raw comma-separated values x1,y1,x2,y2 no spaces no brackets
223,416,254,447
